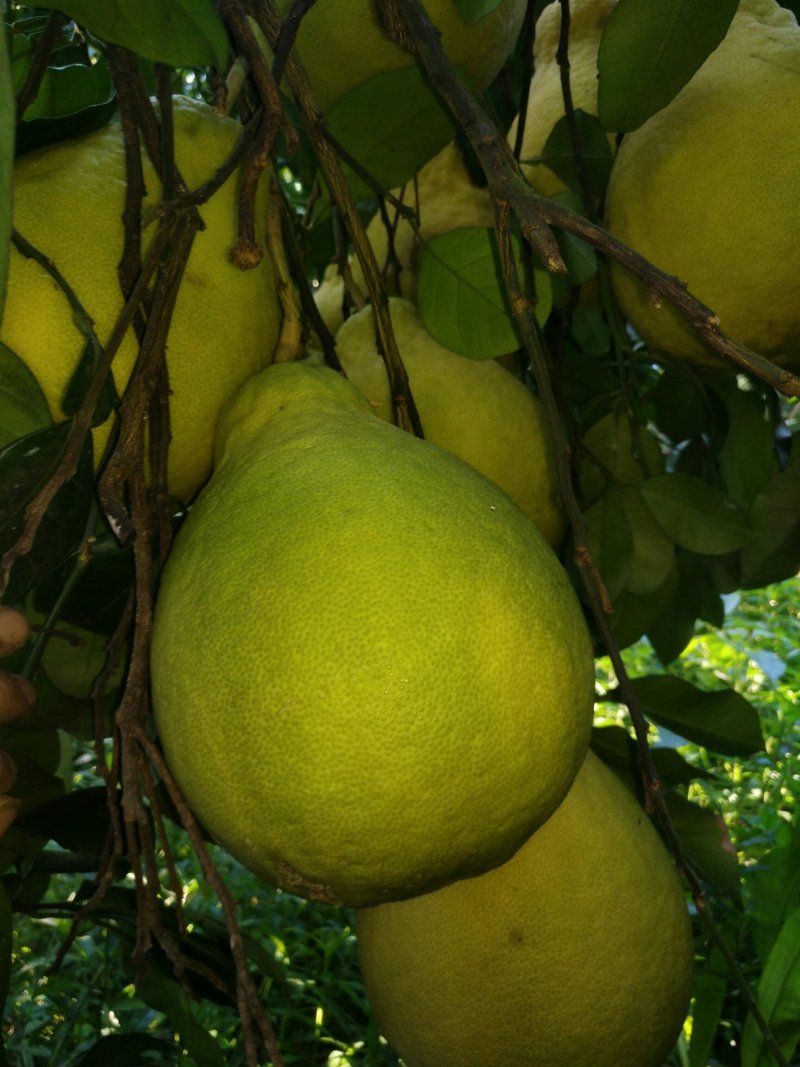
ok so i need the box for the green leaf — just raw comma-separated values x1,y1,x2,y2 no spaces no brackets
74,1033,176,1067
712,378,778,508
137,960,226,1067
325,67,457,195
0,343,53,449
15,785,110,855
640,472,751,555
619,484,675,596
581,486,633,602
666,789,741,900
591,724,709,787
597,0,739,132
0,881,12,1024
17,58,113,122
452,0,503,23
0,24,14,327
579,410,664,504
32,0,228,69
536,110,613,200
741,908,800,1067
619,674,764,757
0,422,95,603
689,945,730,1067
39,618,123,699
646,550,725,665
739,447,800,589
649,370,710,444
62,337,118,425
417,227,552,359
750,818,800,965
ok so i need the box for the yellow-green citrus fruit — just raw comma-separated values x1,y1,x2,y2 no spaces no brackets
507,0,618,197
274,0,526,189
151,361,595,907
605,0,800,370
336,298,566,547
1,96,281,501
356,750,694,1067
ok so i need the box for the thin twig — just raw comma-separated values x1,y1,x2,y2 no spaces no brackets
242,0,425,435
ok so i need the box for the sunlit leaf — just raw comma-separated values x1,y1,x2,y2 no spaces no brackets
741,908,800,1067
750,819,800,965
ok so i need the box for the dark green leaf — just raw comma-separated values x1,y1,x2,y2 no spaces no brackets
689,946,730,1067
417,227,552,359
640,472,751,555
604,561,679,652
579,411,664,503
326,67,456,195
74,1033,176,1067
581,486,633,602
33,0,229,69
536,110,614,200
137,960,226,1066
620,484,675,595
741,908,800,1067
597,0,739,132
0,342,52,448
452,0,503,22
666,789,741,900
649,370,710,443
0,23,13,327
712,378,778,507
0,422,94,602
555,226,598,288
739,446,800,589
15,786,110,855
647,550,725,665
591,724,709,786
18,58,113,121
617,674,764,756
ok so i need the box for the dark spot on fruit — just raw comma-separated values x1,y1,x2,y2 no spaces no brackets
509,927,524,945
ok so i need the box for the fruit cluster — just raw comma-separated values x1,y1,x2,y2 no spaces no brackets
4,0,798,1061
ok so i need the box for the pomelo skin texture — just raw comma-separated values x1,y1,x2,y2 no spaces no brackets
151,362,596,908
335,298,567,548
605,0,800,370
356,750,694,1067
507,0,618,197
1,96,281,501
